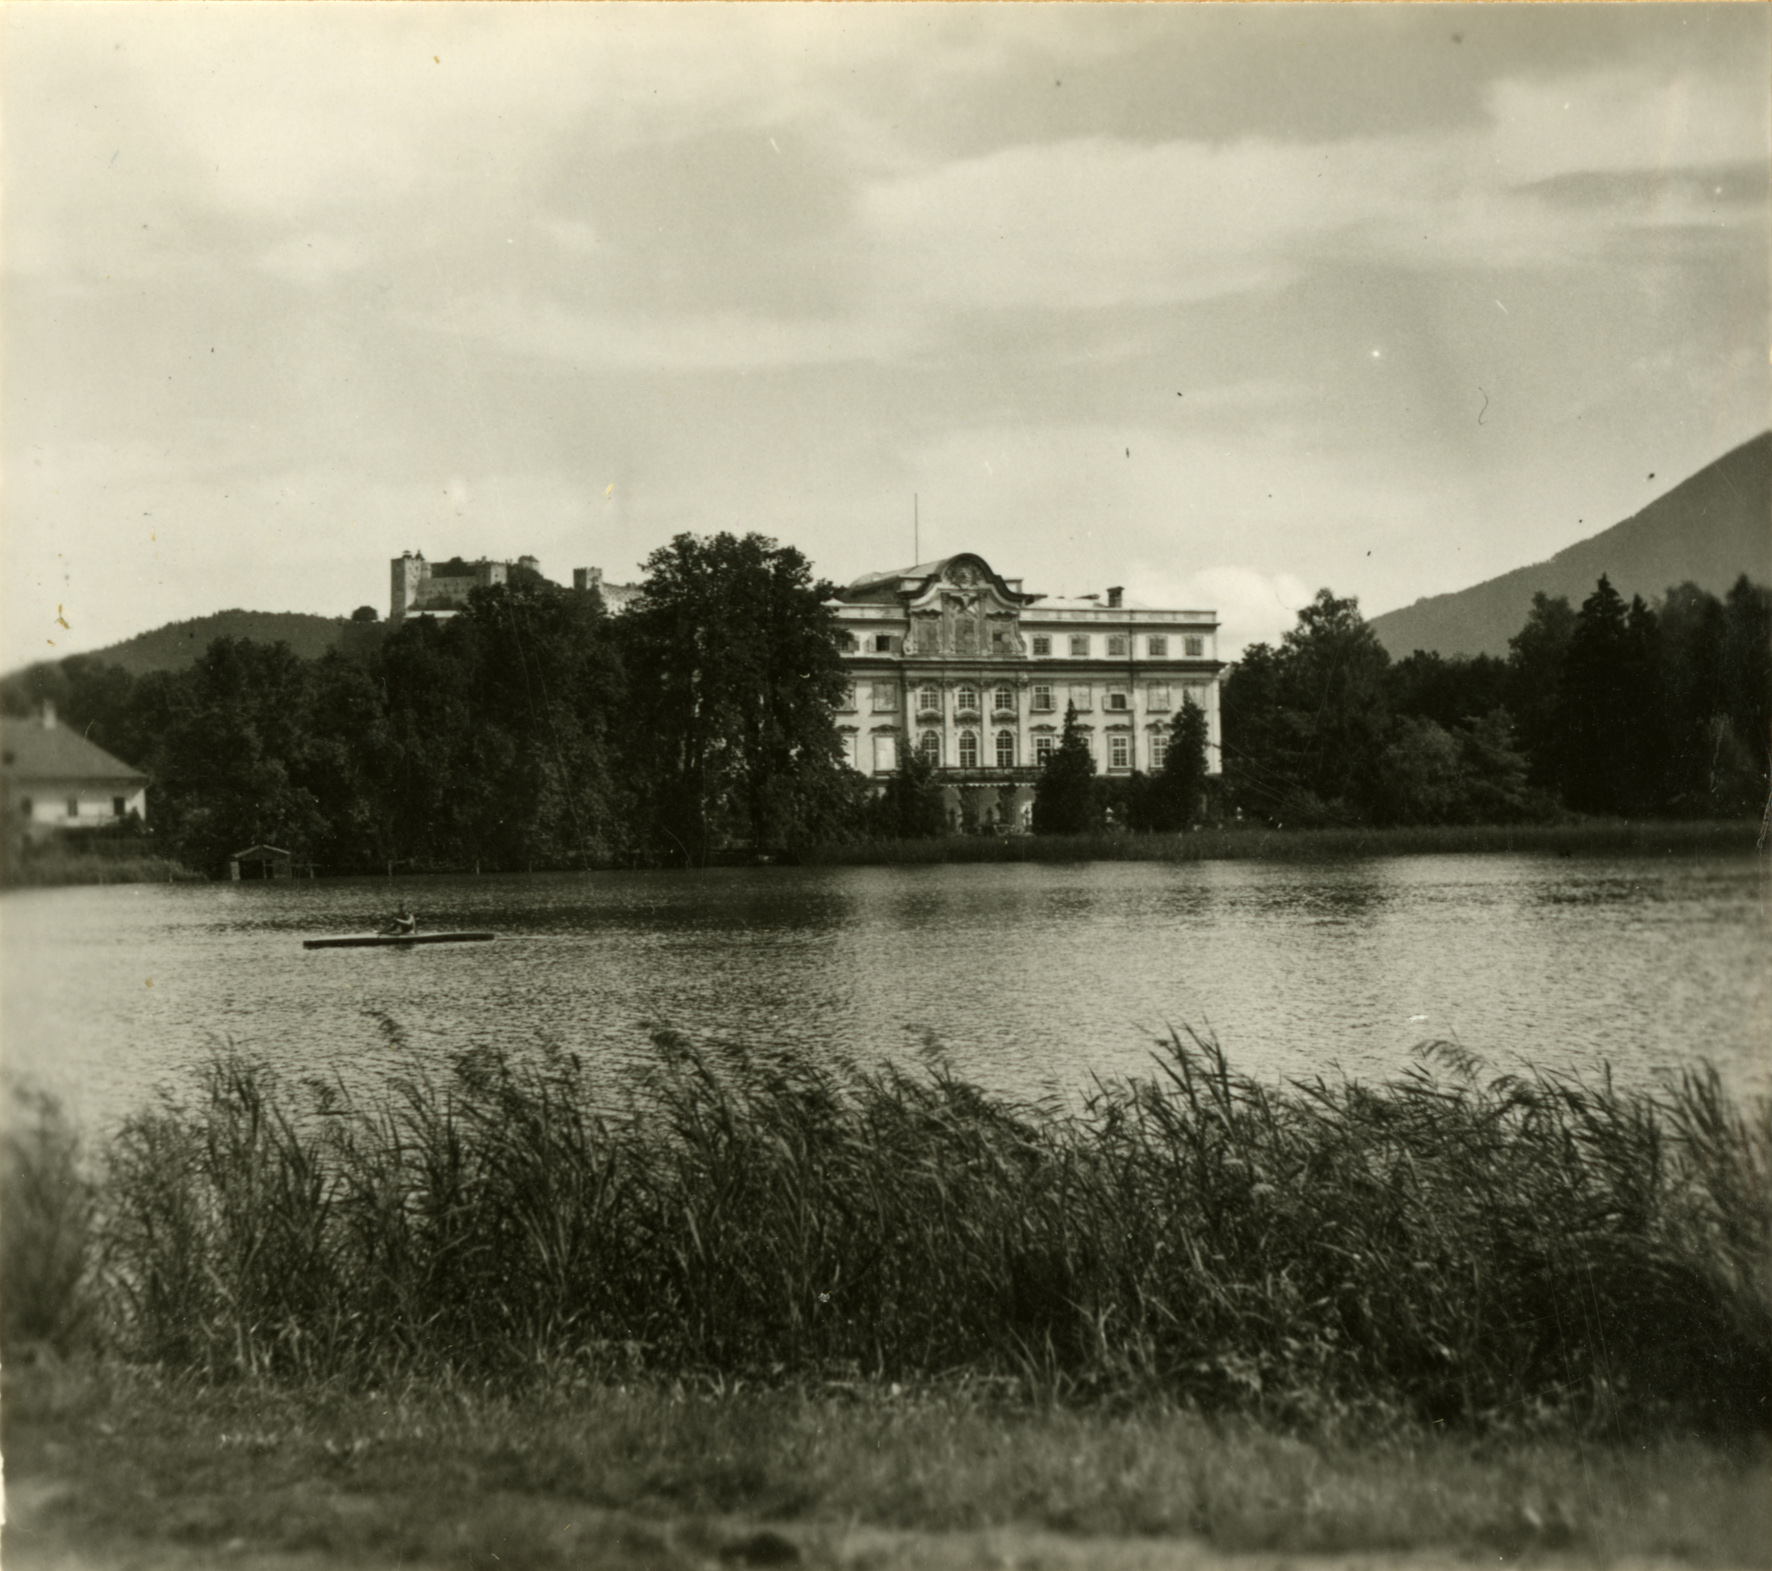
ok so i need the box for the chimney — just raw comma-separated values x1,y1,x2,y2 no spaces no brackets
41,699,56,730
1106,586,1123,609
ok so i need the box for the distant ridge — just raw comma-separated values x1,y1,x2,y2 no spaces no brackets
1368,433,1772,659
65,610,374,677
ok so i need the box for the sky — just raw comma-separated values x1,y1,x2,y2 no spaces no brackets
4,2,1768,670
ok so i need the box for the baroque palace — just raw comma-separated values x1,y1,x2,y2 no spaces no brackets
829,554,1221,828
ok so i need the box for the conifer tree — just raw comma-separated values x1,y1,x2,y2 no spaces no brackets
1032,703,1096,834
1150,696,1210,830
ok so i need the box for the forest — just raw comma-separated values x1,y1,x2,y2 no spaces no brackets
4,542,1768,874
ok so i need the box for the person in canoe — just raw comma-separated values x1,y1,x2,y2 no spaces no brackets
381,902,418,937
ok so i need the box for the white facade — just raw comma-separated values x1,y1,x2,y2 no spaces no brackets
828,555,1221,813
1,705,148,839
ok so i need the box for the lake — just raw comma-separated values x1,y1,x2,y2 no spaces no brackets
2,851,1766,1131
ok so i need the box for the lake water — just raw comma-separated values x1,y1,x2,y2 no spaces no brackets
2,852,1766,1131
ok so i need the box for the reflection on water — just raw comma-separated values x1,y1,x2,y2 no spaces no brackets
3,852,1766,1130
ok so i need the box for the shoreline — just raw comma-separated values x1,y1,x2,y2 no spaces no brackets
0,852,205,889
790,817,1764,866
3,817,1759,889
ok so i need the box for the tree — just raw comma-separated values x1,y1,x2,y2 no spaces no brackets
1556,576,1661,815
1505,591,1577,795
150,637,328,871
1032,703,1095,834
1721,576,1772,813
350,605,379,623
1147,696,1209,830
1220,589,1390,823
1387,650,1509,732
1656,582,1729,814
872,747,947,839
619,533,849,863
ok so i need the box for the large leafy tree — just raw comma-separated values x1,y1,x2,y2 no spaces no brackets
149,637,328,871
1222,589,1391,823
1032,703,1096,834
371,576,625,871
619,533,849,863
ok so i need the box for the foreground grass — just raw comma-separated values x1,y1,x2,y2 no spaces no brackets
795,818,1762,866
7,1028,1770,1568
5,1360,1768,1570
9,1028,1768,1440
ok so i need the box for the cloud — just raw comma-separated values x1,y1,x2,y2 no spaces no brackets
258,232,365,288
1124,565,1315,659
856,64,1770,313
435,291,920,373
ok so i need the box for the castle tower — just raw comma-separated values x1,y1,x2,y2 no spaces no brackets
390,552,428,623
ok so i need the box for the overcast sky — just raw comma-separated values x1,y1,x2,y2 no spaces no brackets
4,2,1767,669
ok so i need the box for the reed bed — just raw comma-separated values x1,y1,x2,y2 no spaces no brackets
9,1029,1768,1439
0,849,204,887
793,818,1762,866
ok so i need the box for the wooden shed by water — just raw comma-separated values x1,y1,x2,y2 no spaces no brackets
230,844,292,881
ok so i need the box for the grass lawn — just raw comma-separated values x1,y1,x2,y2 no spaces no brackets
5,1361,1768,1571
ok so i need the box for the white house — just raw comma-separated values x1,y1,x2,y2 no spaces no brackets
1,703,148,838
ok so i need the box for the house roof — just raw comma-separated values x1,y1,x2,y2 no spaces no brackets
0,715,147,784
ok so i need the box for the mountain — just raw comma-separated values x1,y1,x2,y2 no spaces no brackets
57,610,376,677
1368,433,1772,659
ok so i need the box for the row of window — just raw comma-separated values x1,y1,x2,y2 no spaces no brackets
1030,633,1204,659
16,795,131,819
908,730,1173,770
846,632,1207,658
845,682,1209,714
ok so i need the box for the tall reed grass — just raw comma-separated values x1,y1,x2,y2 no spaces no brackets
9,1029,1768,1438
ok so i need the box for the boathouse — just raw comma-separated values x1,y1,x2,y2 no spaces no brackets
230,844,293,881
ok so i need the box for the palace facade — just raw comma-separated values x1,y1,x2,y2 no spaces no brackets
829,554,1221,827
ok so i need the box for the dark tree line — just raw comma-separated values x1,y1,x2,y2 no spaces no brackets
3,535,857,873
1222,576,1771,826
11,552,1764,869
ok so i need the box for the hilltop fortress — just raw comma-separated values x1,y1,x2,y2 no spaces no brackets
389,552,639,623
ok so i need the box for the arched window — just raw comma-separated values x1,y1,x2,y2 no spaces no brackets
919,730,941,765
917,684,942,715
958,730,979,769
992,686,1015,714
954,686,980,715
995,730,1016,768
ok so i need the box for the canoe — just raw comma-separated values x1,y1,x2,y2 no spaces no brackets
303,931,497,950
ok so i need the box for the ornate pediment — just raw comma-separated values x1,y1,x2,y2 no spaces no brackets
899,555,1029,657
